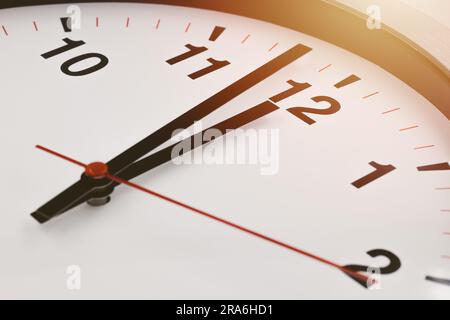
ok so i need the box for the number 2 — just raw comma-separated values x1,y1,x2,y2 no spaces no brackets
343,249,401,288
287,96,341,125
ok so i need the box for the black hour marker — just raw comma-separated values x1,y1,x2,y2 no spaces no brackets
352,161,396,188
60,17,72,32
209,26,226,41
417,162,450,171
334,74,361,88
425,275,450,286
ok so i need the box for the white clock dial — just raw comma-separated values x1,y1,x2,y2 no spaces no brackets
0,2,449,299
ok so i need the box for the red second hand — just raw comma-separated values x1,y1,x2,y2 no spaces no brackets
35,144,370,284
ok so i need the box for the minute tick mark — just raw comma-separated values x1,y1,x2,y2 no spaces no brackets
241,34,250,44
268,42,279,52
399,125,418,132
318,64,332,72
184,22,191,33
2,25,9,36
362,91,379,99
414,144,434,150
382,107,400,115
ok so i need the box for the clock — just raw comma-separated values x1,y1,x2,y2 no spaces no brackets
0,0,449,299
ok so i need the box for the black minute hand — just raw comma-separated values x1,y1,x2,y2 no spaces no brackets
106,43,312,174
30,43,312,223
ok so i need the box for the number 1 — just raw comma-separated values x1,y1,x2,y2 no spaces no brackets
352,161,396,188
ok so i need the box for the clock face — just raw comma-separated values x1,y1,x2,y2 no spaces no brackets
0,2,449,299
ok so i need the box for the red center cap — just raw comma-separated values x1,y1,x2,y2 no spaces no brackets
85,162,109,179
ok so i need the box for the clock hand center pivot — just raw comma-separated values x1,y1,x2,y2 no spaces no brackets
83,162,112,207
85,162,109,179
